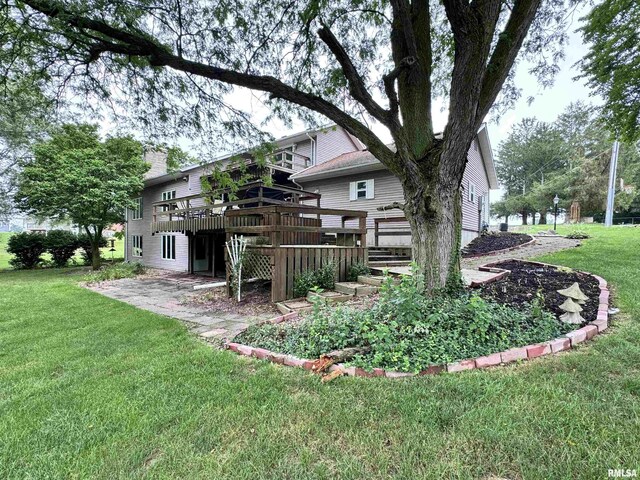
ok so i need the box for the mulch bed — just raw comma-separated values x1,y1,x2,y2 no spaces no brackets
184,281,280,318
462,233,532,257
476,260,600,323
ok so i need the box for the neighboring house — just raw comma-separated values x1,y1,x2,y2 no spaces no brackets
291,124,497,246
125,124,497,275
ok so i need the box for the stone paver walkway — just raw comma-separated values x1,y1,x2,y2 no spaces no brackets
87,272,275,342
461,235,581,269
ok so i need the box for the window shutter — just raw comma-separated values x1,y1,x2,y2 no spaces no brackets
349,181,356,201
366,179,375,199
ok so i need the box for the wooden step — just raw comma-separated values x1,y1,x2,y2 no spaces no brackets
307,290,352,303
276,298,314,314
368,260,412,268
334,282,378,296
357,275,387,286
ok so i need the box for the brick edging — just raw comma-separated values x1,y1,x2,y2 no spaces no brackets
462,234,536,259
225,260,610,379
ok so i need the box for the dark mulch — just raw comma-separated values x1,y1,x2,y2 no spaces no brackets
462,232,532,257
476,260,600,324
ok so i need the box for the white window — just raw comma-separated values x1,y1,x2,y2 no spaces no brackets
131,197,143,220
161,235,176,260
349,179,374,201
132,235,143,257
161,190,176,212
468,182,476,203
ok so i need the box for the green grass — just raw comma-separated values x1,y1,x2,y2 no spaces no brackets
0,231,124,270
1,224,639,478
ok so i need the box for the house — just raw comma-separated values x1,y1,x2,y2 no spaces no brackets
290,124,497,247
125,125,364,277
125,124,497,284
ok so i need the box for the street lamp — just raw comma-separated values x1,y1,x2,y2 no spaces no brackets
553,194,560,231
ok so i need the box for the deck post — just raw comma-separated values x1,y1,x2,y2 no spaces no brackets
359,216,367,248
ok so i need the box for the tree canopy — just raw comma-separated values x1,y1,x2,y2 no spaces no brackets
14,124,148,268
579,0,640,142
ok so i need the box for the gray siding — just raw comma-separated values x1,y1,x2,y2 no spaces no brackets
298,138,492,247
315,127,361,164
461,138,491,233
128,126,363,269
127,177,193,271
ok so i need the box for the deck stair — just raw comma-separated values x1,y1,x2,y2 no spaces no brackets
368,246,411,268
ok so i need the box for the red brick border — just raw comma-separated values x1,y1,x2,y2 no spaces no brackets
462,234,536,259
224,260,611,379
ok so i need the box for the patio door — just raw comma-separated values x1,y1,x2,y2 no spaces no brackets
193,234,211,273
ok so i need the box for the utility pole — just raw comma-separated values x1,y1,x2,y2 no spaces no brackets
604,140,620,227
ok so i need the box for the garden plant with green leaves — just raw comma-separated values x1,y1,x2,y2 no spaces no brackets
14,124,148,269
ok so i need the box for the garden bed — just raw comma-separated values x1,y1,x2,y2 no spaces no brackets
229,260,610,378
477,260,600,324
462,232,533,257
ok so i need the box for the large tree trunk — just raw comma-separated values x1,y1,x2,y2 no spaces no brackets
396,147,464,292
521,210,528,225
404,185,462,291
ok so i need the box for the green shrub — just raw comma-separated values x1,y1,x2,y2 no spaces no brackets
84,262,145,283
44,230,79,267
7,232,47,269
293,261,336,297
347,261,371,281
238,270,570,373
77,233,107,266
566,230,590,239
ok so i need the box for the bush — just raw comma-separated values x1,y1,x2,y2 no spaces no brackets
237,270,570,373
347,261,371,281
77,233,107,266
84,262,145,283
293,261,336,297
566,230,590,239
44,230,79,267
7,232,47,269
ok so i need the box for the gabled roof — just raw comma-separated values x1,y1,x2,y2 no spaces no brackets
291,125,499,190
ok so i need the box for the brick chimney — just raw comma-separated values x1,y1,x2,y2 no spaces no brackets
143,148,168,180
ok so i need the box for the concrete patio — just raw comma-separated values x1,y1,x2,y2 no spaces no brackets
87,272,275,342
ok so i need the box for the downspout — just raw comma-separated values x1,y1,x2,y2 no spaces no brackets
305,133,317,166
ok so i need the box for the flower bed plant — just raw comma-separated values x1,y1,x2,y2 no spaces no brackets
235,272,572,373
84,261,144,283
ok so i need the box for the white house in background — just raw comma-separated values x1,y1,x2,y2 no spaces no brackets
125,124,497,275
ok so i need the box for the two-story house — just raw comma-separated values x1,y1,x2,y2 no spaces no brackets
125,124,497,276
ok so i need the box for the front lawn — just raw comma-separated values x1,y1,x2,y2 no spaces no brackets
1,224,639,478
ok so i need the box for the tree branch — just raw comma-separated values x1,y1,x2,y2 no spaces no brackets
317,23,391,126
21,0,396,165
476,0,541,123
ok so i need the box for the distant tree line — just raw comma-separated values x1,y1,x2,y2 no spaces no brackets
493,102,640,225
